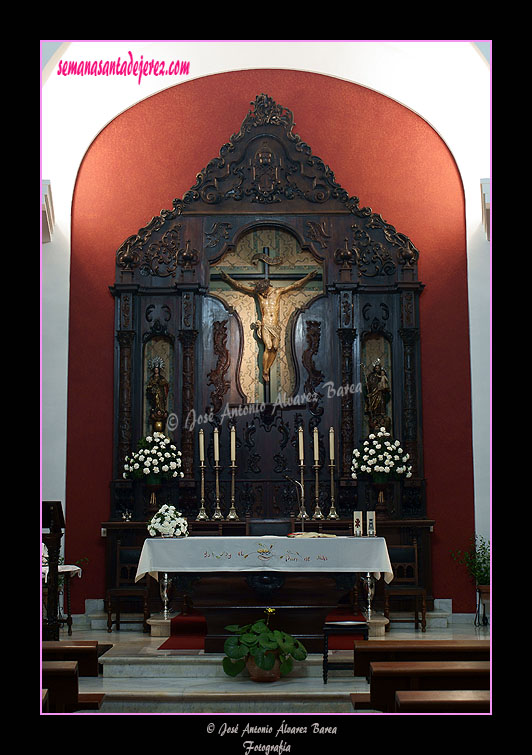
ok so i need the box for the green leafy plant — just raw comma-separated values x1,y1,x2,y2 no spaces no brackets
451,535,490,585
222,608,307,678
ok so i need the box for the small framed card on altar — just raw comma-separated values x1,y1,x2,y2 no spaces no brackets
366,511,376,537
353,511,363,537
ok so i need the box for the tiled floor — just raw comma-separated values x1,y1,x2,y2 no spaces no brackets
61,618,490,715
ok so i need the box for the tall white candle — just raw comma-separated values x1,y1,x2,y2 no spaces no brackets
230,425,236,462
329,427,334,461
199,429,205,462
298,426,304,462
213,427,219,462
313,427,319,462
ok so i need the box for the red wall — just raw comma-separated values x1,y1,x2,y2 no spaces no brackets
66,69,475,613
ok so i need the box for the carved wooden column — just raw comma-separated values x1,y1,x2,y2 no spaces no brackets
179,329,198,478
337,328,357,477
116,330,135,472
399,327,420,477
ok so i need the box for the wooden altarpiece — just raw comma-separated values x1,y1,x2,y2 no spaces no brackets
104,94,434,623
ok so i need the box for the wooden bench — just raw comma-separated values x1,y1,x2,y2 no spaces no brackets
354,639,490,680
394,689,491,713
42,641,100,677
358,660,490,713
42,661,105,713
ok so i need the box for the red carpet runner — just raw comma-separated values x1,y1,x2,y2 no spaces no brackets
158,610,207,650
157,609,367,651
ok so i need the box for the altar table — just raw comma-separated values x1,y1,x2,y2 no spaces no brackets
135,536,393,650
135,536,394,583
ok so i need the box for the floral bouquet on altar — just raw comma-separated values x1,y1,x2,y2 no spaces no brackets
351,426,413,481
123,431,184,484
147,504,188,538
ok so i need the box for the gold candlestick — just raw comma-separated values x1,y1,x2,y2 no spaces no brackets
312,462,324,520
327,461,339,519
212,462,224,520
196,460,209,520
226,461,239,520
297,460,309,520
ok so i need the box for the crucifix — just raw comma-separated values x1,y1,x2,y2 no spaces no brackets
218,247,318,401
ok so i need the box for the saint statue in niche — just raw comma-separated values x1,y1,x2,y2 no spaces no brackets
219,269,317,382
146,356,169,432
363,358,391,431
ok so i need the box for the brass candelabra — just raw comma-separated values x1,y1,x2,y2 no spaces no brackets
312,462,324,520
297,460,309,520
327,460,339,519
212,462,224,520
196,460,209,520
226,461,239,520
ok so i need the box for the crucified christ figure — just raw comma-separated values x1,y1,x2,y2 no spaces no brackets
219,268,318,382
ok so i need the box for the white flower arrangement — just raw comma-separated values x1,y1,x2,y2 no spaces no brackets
123,431,184,482
148,504,188,538
351,426,413,480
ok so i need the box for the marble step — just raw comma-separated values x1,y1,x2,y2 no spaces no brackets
100,651,349,679
94,686,359,714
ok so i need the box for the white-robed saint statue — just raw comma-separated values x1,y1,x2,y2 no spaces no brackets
219,268,318,382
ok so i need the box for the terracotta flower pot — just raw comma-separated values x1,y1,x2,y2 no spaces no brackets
245,652,281,682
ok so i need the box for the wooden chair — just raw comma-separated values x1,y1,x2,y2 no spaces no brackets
383,540,426,632
322,620,368,683
105,541,150,633
245,515,295,536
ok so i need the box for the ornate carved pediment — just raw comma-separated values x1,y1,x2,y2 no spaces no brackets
182,93,356,210
116,93,419,277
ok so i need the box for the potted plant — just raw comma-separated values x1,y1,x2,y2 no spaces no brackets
451,535,490,624
222,608,307,682
147,504,188,538
451,535,490,586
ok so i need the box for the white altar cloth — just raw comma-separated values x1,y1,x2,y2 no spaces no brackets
135,536,394,583
42,564,82,582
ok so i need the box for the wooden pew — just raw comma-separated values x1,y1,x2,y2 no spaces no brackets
361,660,490,713
42,641,100,677
42,661,105,713
42,689,49,713
42,661,79,712
354,640,490,680
394,689,491,713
